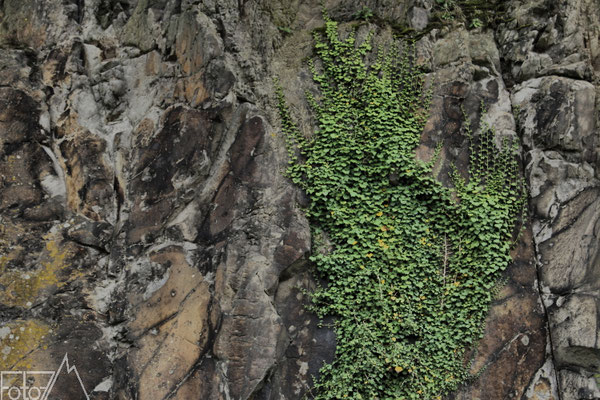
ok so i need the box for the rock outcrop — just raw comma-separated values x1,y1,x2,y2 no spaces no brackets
502,0,600,398
0,0,597,399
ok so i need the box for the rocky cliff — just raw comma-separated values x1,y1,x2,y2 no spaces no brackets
0,0,598,399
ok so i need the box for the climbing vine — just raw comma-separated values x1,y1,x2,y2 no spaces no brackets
432,0,512,30
277,16,524,400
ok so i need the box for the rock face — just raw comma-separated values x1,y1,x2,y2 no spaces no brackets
0,1,597,400
502,0,600,398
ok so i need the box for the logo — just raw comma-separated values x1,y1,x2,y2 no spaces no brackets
1,354,89,400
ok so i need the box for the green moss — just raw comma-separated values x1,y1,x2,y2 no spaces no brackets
277,16,524,400
350,0,511,39
431,0,511,31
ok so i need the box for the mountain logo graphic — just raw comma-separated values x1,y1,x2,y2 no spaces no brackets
0,354,90,400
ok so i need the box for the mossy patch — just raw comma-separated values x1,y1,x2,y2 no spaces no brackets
429,0,512,32
0,319,51,370
0,234,73,308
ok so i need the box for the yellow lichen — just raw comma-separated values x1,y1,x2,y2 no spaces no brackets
0,234,73,308
0,319,51,371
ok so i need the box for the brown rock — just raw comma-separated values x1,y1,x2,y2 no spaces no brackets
127,246,213,400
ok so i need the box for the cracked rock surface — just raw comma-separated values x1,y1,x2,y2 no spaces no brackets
0,0,598,399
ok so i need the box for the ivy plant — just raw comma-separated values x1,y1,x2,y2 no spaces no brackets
431,0,510,30
277,16,524,400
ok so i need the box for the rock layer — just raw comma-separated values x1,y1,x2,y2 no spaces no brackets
0,0,598,399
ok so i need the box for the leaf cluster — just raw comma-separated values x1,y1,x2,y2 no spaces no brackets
277,17,525,400
432,0,511,30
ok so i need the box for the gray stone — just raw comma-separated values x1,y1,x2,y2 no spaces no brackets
433,30,470,68
549,295,598,351
519,52,553,80
469,31,502,73
526,150,597,220
512,77,596,155
558,369,600,400
537,185,599,292
408,6,428,31
540,53,592,80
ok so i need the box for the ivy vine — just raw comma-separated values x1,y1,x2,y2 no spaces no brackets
276,16,525,400
431,0,511,30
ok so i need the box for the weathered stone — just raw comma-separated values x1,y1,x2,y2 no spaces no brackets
505,2,600,396
499,0,600,86
558,369,600,400
408,6,428,31
58,131,116,222
538,189,600,293
524,359,560,400
469,31,502,73
541,60,591,81
526,150,597,221
64,216,113,250
0,0,599,398
433,30,471,68
513,77,596,155
452,223,546,400
253,264,336,399
126,246,213,400
520,52,553,80
127,106,224,243
549,294,597,349
0,0,48,49
212,278,287,399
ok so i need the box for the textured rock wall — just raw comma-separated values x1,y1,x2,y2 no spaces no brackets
503,0,600,398
0,0,597,399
